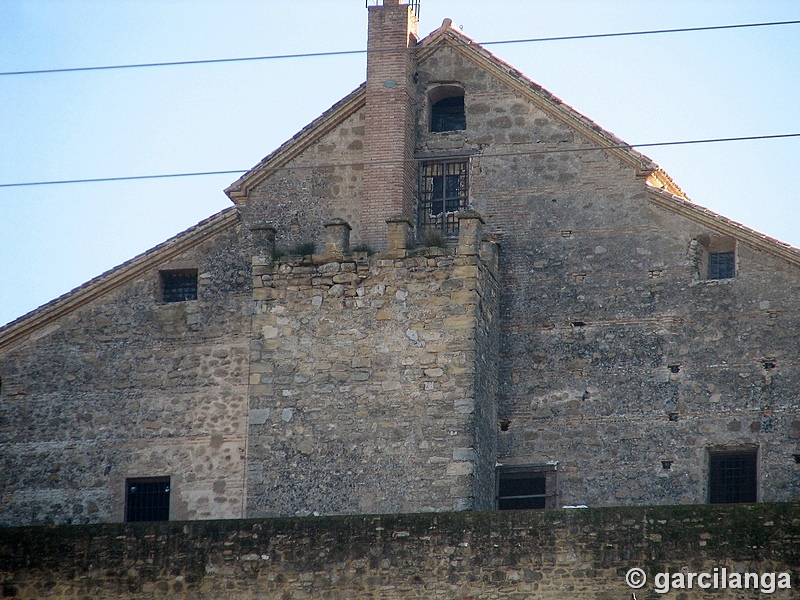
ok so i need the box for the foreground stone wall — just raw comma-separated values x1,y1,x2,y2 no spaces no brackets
1,504,798,599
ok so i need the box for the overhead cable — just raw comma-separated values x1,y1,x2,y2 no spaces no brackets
1,19,798,77
1,132,798,189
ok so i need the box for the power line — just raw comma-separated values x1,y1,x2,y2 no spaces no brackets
2,133,798,189
2,19,798,77
479,20,800,48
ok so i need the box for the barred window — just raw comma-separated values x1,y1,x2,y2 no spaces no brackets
161,270,198,302
709,450,757,504
126,477,170,522
695,235,736,281
419,160,469,237
708,251,735,280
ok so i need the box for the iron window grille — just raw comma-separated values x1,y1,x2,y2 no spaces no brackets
497,466,557,510
161,270,198,303
125,477,170,522
708,450,757,504
419,160,469,237
708,251,735,280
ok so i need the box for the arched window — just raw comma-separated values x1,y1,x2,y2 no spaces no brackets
430,86,465,132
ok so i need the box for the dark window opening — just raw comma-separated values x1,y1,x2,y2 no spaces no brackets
499,419,511,432
661,460,673,470
708,251,735,280
431,96,466,132
497,466,556,510
499,474,545,510
161,270,198,303
419,160,469,237
709,450,757,504
126,477,170,522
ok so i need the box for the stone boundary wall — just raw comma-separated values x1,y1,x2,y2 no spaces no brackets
1,504,799,599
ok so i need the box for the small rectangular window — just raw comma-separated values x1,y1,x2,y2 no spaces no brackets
126,477,170,522
161,270,197,302
497,465,557,510
708,251,735,280
709,450,757,504
419,160,469,237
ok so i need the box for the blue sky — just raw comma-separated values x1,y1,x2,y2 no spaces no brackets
1,0,799,327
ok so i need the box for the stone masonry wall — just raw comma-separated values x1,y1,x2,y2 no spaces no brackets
496,203,800,506
0,217,253,526
1,503,798,599
245,219,498,517
414,39,800,508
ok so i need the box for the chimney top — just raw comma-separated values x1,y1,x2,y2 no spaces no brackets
366,0,420,19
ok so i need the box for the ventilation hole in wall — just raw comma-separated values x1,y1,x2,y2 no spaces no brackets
668,412,680,422
763,361,776,370
499,419,511,432
551,198,557,203
794,454,800,464
661,460,673,470
571,321,586,328
668,364,681,374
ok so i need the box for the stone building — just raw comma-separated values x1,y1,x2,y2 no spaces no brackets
1,0,799,527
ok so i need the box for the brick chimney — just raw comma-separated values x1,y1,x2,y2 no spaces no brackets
362,0,419,250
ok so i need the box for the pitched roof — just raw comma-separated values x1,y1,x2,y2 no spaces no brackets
648,186,800,268
4,18,797,352
419,21,800,265
0,208,241,352
417,19,686,198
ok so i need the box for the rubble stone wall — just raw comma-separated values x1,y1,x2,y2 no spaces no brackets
1,504,798,599
414,40,800,507
0,219,252,526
